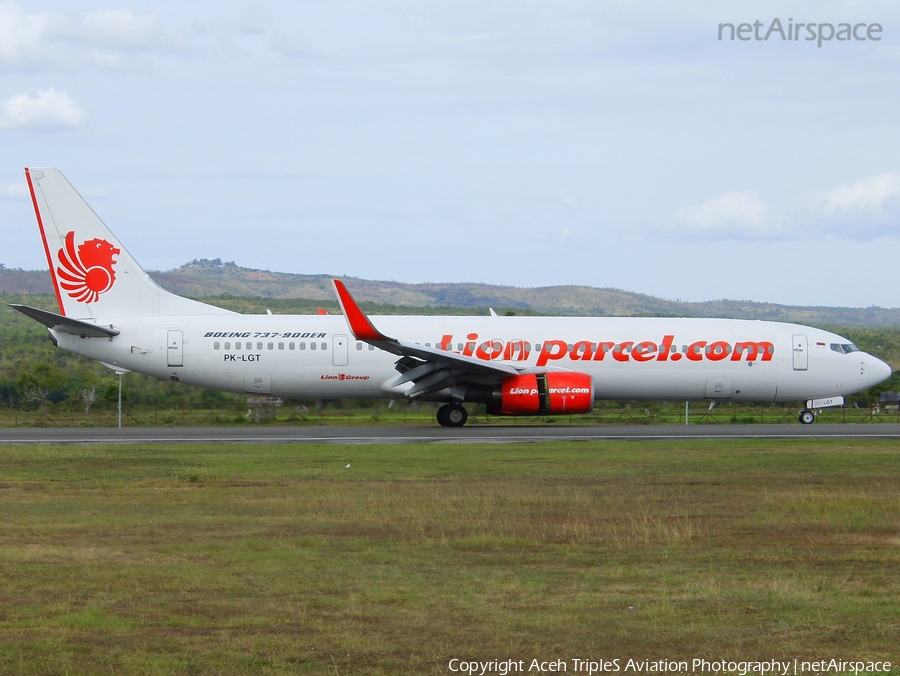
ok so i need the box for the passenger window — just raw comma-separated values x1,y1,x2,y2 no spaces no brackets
299,342,306,350
368,344,374,350
224,342,231,350
321,342,327,350
356,342,363,350
235,342,241,350
278,342,284,350
214,341,220,350
311,342,317,350
289,342,295,350
267,342,274,350
536,343,542,352
257,342,263,350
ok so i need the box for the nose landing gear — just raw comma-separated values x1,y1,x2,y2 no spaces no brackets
798,409,815,425
437,403,468,427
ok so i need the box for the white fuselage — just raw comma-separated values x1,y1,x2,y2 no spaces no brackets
51,314,891,404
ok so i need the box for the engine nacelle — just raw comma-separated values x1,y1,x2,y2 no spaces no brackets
488,372,594,416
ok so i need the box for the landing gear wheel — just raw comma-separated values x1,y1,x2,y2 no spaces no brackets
436,405,450,427
437,403,468,427
799,409,815,425
446,404,468,427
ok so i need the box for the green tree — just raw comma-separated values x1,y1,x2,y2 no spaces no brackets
17,362,66,415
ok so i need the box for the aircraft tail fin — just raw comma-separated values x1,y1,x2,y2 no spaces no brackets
25,168,233,319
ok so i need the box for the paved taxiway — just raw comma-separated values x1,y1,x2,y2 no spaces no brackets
1,424,900,445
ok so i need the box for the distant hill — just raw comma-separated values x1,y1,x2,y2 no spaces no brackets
0,269,57,295
3,263,900,326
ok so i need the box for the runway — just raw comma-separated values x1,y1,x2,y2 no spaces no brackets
1,423,900,445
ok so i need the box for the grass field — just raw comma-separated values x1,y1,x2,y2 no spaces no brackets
1,440,898,675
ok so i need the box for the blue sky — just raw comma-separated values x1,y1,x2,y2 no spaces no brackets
2,0,900,308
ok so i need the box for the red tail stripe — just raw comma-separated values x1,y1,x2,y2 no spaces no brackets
25,168,66,315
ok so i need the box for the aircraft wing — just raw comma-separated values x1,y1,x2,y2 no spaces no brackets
332,280,521,398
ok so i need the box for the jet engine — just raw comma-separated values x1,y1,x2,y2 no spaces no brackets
467,372,594,416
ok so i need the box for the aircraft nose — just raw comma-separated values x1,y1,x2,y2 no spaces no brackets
867,355,893,388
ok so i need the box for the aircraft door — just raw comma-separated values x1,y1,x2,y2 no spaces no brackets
333,334,348,366
792,334,808,371
167,330,184,367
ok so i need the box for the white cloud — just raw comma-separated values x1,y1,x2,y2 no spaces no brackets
0,88,87,130
813,173,900,217
673,189,775,236
668,175,900,242
0,3,185,70
0,2,52,65
792,173,900,239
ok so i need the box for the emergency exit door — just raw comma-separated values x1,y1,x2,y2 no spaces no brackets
333,334,348,366
167,330,183,367
792,334,808,371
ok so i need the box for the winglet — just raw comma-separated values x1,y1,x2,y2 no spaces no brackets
332,280,391,342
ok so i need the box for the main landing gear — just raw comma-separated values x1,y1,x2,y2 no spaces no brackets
798,408,815,425
437,403,468,427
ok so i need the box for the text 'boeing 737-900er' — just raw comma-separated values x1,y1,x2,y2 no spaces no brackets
11,168,893,426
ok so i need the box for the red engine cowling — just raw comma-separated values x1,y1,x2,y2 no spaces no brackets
491,372,594,416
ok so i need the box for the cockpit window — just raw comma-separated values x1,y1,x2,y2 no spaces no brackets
830,343,860,354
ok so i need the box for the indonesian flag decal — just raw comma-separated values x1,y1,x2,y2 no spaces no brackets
56,231,121,304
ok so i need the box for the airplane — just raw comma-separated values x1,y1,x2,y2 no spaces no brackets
10,168,893,427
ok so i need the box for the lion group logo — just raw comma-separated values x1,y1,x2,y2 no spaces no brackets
56,231,121,304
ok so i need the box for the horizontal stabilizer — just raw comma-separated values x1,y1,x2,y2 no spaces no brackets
9,304,119,338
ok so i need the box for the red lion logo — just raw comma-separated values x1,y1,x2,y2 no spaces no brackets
56,231,120,304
